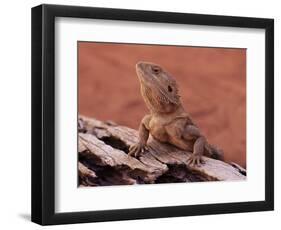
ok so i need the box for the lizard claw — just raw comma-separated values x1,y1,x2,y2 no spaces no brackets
128,143,147,158
187,154,205,167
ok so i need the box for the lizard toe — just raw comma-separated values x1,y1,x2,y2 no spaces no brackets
128,145,137,156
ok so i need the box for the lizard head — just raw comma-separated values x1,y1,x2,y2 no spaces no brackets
136,61,181,113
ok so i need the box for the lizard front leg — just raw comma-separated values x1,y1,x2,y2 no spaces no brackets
166,119,205,166
184,125,206,166
128,115,151,158
187,136,206,166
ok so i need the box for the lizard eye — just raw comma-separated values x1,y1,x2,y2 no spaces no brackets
151,66,161,74
168,85,173,92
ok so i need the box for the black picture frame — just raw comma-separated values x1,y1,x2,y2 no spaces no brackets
31,4,274,225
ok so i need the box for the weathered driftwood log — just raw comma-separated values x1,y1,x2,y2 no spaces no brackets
78,115,246,186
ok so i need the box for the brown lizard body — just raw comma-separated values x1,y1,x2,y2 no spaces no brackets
129,61,224,166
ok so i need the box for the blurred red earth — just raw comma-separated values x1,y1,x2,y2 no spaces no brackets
78,42,246,167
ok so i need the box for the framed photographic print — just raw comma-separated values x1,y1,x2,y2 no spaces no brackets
31,4,274,225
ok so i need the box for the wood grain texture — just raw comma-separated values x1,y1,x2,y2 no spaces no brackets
78,115,246,186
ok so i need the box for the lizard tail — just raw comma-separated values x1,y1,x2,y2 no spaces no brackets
205,143,224,161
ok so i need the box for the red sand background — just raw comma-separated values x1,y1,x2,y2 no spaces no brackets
78,42,246,167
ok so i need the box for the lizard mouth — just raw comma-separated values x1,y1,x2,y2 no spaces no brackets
136,64,148,84
136,61,181,110
135,61,157,86
136,61,170,96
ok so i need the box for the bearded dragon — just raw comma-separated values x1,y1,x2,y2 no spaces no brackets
128,61,224,166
